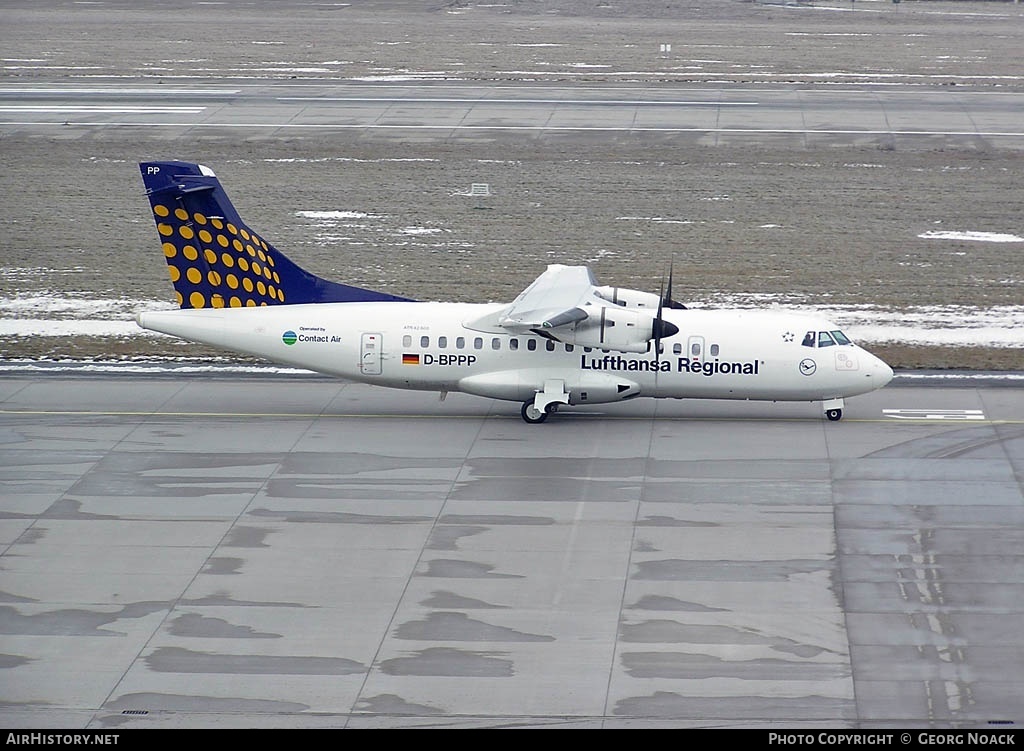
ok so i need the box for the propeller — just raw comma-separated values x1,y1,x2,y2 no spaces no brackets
662,258,687,310
651,272,680,370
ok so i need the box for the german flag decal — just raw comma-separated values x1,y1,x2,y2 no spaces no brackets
402,353,420,365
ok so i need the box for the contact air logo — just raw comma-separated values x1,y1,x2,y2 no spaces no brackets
282,330,297,346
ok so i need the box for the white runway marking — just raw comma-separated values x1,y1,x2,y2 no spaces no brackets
0,106,206,114
883,409,986,421
277,96,760,107
4,120,1023,139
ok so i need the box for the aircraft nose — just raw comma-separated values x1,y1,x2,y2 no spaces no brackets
871,354,894,386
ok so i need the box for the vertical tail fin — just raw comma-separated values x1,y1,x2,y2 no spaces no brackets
140,161,412,309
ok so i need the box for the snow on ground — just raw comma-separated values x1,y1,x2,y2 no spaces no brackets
2,223,1021,354
2,291,1021,350
918,230,1024,243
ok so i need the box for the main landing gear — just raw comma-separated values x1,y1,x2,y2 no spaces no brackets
522,379,571,424
521,400,557,424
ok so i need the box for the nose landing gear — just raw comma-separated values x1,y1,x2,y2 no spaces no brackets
823,398,845,422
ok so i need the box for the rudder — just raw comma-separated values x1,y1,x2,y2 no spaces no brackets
140,161,412,309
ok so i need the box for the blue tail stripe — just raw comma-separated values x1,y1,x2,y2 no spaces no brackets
140,161,413,309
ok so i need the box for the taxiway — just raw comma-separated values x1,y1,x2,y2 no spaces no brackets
1,372,1022,728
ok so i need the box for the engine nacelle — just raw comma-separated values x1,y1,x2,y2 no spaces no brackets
593,286,662,310
554,305,661,353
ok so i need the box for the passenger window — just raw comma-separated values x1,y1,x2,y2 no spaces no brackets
831,330,851,345
691,342,701,356
420,335,430,348
492,338,501,350
509,338,518,351
584,347,592,353
403,335,412,347
818,331,836,348
438,336,447,349
527,339,537,351
456,336,465,349
710,344,719,357
474,337,483,350
802,331,816,347
546,340,555,351
673,343,682,355
565,344,574,352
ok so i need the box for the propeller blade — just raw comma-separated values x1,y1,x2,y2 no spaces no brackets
662,258,687,310
654,274,665,366
665,261,674,308
651,267,680,374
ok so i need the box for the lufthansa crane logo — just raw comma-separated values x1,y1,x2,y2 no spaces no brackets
799,358,817,376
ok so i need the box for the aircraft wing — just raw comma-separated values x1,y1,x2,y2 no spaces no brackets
498,265,599,332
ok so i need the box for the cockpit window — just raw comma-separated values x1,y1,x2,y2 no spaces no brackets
802,330,852,348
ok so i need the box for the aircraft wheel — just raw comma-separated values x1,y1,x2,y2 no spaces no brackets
521,401,548,424
826,408,843,422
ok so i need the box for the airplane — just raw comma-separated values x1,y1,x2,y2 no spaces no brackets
136,160,894,424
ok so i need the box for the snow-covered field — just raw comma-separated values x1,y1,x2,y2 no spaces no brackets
1,1,1022,370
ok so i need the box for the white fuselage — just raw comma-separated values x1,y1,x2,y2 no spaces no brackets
137,302,893,406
